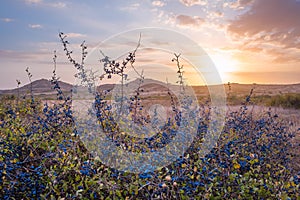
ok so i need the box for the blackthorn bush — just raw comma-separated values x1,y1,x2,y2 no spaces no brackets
0,33,299,199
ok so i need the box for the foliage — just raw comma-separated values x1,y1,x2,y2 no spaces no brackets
267,93,300,109
0,33,299,199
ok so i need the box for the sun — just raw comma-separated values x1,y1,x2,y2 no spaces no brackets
211,54,238,73
209,53,239,82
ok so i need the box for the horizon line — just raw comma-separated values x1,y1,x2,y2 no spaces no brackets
1,77,300,90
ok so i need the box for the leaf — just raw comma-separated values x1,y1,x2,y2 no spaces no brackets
75,175,81,182
233,163,240,169
116,190,122,198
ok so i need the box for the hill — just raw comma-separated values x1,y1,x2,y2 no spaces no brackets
0,78,299,101
0,79,73,96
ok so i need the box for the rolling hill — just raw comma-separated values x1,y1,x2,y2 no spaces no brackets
0,78,299,100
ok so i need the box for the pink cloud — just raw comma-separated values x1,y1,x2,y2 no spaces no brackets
224,0,254,9
228,0,300,49
176,15,205,28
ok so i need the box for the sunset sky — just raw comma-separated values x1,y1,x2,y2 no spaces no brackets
1,0,300,89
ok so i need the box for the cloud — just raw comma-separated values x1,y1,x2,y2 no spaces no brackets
228,0,300,50
65,33,87,38
176,15,205,28
29,24,42,29
0,50,50,61
49,2,66,8
1,18,14,22
228,71,300,84
224,0,254,9
179,0,207,6
239,45,262,53
120,3,140,11
152,1,165,7
24,0,66,8
266,48,300,63
207,11,224,19
227,0,300,64
25,0,42,3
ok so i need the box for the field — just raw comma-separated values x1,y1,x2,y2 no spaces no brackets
0,80,299,199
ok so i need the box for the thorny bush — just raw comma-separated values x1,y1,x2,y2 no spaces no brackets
0,33,299,199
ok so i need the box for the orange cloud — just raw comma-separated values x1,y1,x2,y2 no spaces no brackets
228,71,300,84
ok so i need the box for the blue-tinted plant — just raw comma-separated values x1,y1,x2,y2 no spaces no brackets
0,32,298,199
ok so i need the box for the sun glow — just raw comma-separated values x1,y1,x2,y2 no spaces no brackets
210,53,239,82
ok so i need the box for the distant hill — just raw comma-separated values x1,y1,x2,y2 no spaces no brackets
0,79,73,95
0,78,299,99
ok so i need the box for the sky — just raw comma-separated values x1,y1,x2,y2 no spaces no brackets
0,0,300,89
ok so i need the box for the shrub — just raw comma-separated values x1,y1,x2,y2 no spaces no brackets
268,93,300,109
0,33,299,199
